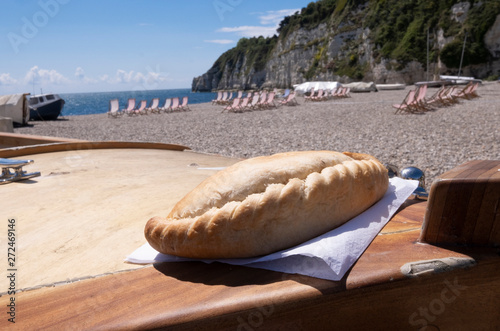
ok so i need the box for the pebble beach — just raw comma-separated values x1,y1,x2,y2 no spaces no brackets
14,83,500,190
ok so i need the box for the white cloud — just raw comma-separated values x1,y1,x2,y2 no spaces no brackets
218,9,300,38
75,67,85,80
74,67,97,84
258,9,299,25
99,74,111,83
24,66,69,85
204,39,235,44
115,69,135,84
0,73,18,85
114,69,168,88
217,26,277,38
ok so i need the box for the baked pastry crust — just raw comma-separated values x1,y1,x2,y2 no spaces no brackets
145,151,388,258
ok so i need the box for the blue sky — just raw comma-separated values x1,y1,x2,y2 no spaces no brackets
0,0,312,94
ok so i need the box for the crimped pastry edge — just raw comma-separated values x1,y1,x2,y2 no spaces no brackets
145,151,388,259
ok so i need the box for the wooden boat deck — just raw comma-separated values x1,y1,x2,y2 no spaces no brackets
0,139,498,330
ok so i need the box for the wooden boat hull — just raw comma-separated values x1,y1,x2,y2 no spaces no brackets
0,139,498,329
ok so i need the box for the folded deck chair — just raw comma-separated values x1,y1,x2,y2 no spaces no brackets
146,98,160,114
107,99,122,118
123,98,137,116
160,98,172,113
170,97,181,112
179,96,191,111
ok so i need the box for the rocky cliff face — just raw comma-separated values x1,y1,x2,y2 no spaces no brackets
192,1,500,92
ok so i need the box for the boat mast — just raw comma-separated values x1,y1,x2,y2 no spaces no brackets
427,27,429,82
457,31,467,79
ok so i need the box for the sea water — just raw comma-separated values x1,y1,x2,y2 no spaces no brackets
59,89,217,116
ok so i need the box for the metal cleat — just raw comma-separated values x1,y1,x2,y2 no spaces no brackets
400,166,429,200
0,158,41,184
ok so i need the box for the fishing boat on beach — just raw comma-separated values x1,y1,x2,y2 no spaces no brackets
29,93,65,120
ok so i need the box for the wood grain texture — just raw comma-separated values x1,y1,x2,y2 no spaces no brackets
2,201,498,330
0,140,191,158
421,160,500,246
0,132,86,149
0,147,238,291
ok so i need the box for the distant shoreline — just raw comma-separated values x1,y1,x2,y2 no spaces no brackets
15,83,500,191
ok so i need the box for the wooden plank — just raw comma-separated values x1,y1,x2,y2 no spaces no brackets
0,132,86,148
421,160,500,246
3,201,497,330
0,147,239,292
0,140,191,158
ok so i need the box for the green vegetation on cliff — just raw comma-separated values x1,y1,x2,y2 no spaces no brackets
213,36,278,77
366,0,500,68
196,0,500,90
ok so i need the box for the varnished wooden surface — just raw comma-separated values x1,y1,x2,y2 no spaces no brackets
421,160,500,246
0,132,86,149
2,200,499,330
0,144,239,291
1,144,499,330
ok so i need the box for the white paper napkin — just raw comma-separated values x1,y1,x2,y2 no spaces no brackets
126,177,418,281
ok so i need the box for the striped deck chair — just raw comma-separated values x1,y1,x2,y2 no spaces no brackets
136,100,148,115
279,92,298,106
123,98,137,116
146,98,160,114
236,96,250,112
222,97,240,113
170,97,181,112
107,99,122,118
393,90,417,114
263,92,277,108
248,94,260,110
160,98,172,113
179,96,191,111
212,91,222,105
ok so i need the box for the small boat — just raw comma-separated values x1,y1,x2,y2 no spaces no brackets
29,93,65,120
342,82,378,92
0,93,30,126
375,83,406,90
